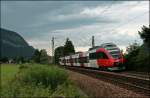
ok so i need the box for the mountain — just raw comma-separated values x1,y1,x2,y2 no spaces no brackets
0,28,35,58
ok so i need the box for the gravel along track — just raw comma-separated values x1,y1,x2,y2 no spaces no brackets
67,70,149,98
61,66,150,97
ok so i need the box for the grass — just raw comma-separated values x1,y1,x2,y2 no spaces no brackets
0,63,87,97
1,64,20,86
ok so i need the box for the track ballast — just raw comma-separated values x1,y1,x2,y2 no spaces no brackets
62,66,150,96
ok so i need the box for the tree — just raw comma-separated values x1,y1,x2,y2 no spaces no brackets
39,49,49,64
13,56,25,64
126,42,140,55
124,42,140,70
137,25,150,72
32,49,40,63
54,46,64,64
138,25,150,48
124,25,150,72
0,57,8,63
63,38,75,56
31,49,49,64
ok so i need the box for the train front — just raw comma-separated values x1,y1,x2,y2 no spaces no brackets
102,43,125,71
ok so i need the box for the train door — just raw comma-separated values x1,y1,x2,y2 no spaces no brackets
82,52,89,67
89,52,99,68
76,53,80,67
70,56,73,66
63,58,66,65
79,53,84,67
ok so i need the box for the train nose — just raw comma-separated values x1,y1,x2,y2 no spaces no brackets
114,62,120,66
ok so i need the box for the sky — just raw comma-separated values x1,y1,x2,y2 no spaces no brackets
1,1,149,55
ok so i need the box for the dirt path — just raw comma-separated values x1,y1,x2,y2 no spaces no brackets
67,70,149,98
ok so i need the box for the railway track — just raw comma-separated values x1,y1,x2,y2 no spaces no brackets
62,66,150,96
119,71,150,79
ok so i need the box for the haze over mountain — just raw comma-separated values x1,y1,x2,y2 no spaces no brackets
0,28,35,58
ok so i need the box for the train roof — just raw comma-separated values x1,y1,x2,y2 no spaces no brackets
60,43,119,58
75,52,83,54
88,46,102,51
88,43,117,51
101,43,117,47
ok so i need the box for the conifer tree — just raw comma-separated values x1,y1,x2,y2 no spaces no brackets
63,38,75,56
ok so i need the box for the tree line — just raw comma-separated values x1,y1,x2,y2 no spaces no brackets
124,25,150,72
0,49,50,64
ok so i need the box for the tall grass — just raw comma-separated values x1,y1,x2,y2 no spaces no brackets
16,65,68,89
1,64,86,97
1,64,19,86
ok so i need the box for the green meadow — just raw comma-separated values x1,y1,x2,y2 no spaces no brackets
0,64,86,98
1,64,20,86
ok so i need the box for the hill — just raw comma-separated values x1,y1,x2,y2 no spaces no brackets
0,28,35,58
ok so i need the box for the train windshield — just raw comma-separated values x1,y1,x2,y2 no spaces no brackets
109,51,121,59
104,46,121,59
104,44,116,47
97,52,108,59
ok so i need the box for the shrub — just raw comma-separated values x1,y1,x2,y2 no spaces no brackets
16,65,68,90
1,81,51,98
18,64,28,70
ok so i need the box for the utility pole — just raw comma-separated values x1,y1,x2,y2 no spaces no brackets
92,36,95,48
51,37,54,64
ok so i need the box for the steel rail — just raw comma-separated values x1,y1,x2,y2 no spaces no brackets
62,66,150,96
119,72,150,79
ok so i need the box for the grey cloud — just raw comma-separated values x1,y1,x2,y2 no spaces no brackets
1,1,148,55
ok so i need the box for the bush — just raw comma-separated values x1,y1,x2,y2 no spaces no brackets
18,64,28,70
124,43,149,72
16,65,68,89
1,81,51,98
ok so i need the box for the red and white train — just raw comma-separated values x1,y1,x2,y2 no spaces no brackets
59,43,125,71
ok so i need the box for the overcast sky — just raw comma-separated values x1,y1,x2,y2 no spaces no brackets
1,1,149,55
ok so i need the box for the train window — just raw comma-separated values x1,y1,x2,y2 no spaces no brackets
63,59,65,63
111,54,119,59
79,57,89,63
109,51,119,55
79,58,82,63
74,58,77,63
72,58,75,63
78,58,80,63
97,52,108,59
89,52,96,60
85,57,89,63
70,58,73,63
74,58,76,63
